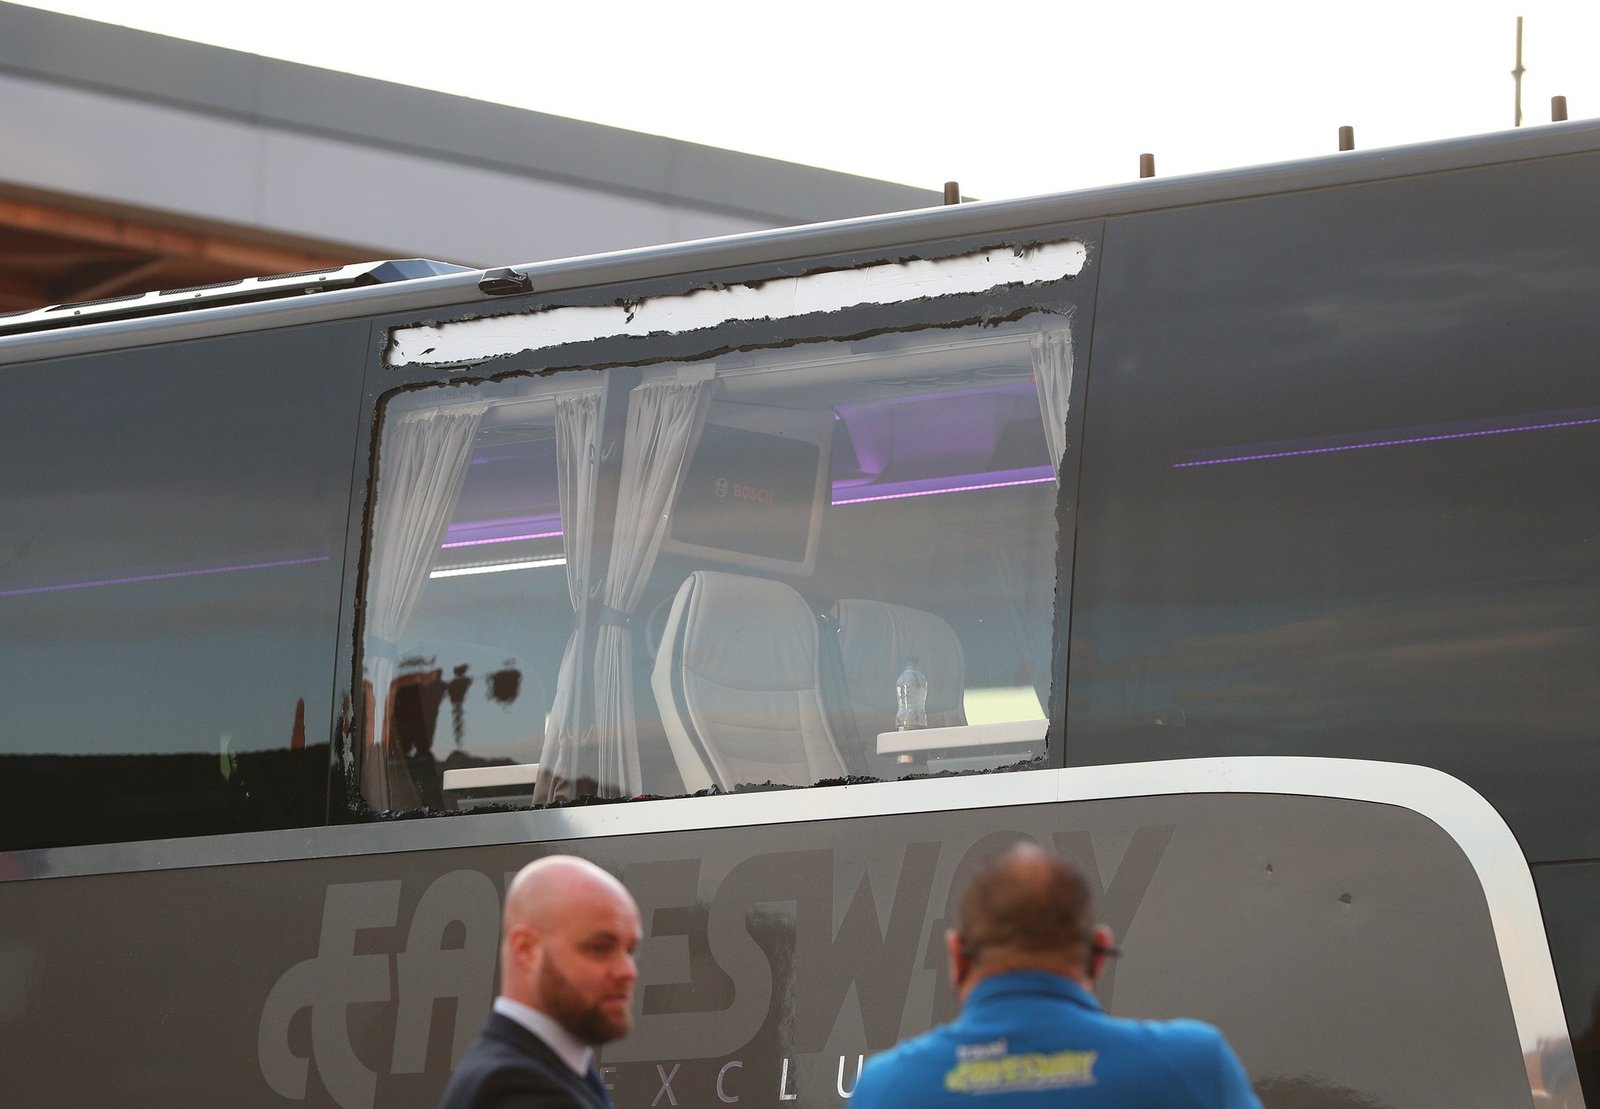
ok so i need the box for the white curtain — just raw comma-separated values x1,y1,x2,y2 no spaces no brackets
362,401,488,809
555,392,601,614
990,542,1054,710
590,377,714,797
534,391,602,803
994,327,1074,712
1030,329,1074,479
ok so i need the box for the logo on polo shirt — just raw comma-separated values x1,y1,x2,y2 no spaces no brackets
945,1049,1099,1093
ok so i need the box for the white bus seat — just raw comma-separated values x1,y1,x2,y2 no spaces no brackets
650,571,849,793
830,598,967,745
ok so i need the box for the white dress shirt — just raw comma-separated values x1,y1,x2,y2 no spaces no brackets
492,996,595,1078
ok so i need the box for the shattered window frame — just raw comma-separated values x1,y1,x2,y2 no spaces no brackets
358,237,1094,816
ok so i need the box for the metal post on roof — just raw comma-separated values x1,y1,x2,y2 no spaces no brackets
1513,16,1526,126
1139,153,1155,178
1552,95,1569,122
943,181,961,205
1338,126,1355,151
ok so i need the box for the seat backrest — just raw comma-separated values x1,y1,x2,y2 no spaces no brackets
831,599,967,745
650,571,848,793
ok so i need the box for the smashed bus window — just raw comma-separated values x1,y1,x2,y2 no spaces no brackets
361,318,1074,812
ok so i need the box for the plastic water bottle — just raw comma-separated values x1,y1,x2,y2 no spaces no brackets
895,657,928,730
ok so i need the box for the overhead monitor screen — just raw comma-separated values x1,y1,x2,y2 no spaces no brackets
669,423,822,562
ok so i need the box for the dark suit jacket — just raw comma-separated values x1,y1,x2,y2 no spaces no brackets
437,1011,613,1109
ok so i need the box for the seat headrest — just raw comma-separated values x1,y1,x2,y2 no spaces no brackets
831,598,966,730
651,571,847,793
671,572,821,691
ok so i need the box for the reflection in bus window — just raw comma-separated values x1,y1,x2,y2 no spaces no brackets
0,322,365,851
361,321,1070,811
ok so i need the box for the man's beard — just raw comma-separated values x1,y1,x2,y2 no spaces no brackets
538,953,631,1045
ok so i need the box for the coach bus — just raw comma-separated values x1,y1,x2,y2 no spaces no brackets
2,118,1597,1108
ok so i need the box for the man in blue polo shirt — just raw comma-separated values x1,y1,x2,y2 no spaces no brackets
851,844,1260,1107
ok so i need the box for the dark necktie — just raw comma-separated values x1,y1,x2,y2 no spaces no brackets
583,1062,610,1106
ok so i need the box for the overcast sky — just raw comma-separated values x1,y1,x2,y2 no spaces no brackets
17,1,1600,201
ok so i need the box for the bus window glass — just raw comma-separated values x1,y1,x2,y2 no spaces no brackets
1068,169,1600,863
362,318,1068,811
0,322,365,851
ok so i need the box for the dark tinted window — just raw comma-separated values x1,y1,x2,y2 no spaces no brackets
0,321,368,850
1533,861,1600,1104
1068,154,1600,863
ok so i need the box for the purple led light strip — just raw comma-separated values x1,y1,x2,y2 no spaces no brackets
831,474,1054,505
13,469,1054,597
441,469,1060,547
441,529,563,549
1174,415,1600,469
0,556,329,599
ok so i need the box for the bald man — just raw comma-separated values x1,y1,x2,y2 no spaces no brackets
852,844,1260,1107
438,856,641,1109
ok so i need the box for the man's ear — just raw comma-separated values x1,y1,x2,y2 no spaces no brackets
1088,924,1115,983
945,928,967,988
508,925,539,970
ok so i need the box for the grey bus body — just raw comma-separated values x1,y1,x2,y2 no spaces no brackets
3,122,1598,1108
